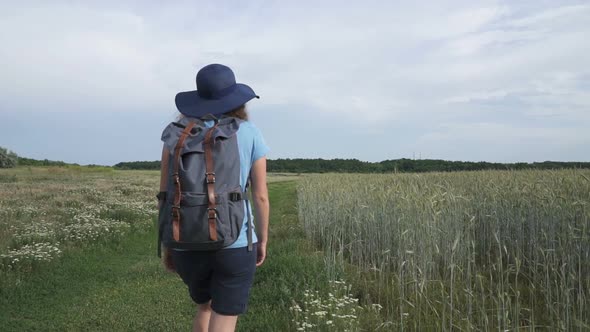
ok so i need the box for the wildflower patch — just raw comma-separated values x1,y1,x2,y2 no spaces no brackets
0,168,158,272
290,279,382,331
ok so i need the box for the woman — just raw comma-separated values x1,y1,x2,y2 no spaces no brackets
158,64,270,332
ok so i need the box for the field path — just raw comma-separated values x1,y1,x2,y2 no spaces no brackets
1,180,328,331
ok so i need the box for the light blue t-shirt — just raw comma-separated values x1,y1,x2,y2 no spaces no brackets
203,119,270,249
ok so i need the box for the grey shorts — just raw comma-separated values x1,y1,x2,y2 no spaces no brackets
170,243,257,316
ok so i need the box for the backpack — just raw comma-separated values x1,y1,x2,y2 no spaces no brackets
157,115,253,257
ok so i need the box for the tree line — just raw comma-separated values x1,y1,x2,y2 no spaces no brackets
3,146,589,173
16,157,70,167
113,158,590,173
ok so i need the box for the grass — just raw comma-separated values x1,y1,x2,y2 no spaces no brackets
1,169,381,331
0,167,155,258
0,230,193,331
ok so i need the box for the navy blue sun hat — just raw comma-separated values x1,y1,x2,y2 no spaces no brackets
175,64,259,118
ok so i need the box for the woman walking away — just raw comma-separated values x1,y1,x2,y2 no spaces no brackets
157,64,270,332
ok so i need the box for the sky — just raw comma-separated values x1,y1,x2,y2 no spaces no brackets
0,0,589,165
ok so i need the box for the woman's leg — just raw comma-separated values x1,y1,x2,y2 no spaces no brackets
206,245,257,332
208,312,238,332
193,300,213,332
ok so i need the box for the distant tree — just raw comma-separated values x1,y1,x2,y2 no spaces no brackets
114,161,160,170
0,147,18,168
111,157,590,173
16,157,68,167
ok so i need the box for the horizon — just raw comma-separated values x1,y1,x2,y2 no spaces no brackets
13,152,590,168
1,1,589,164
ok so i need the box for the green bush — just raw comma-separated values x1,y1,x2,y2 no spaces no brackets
0,147,18,168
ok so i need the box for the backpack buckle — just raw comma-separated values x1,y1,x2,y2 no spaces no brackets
229,192,242,201
171,206,180,219
205,172,216,184
207,208,218,219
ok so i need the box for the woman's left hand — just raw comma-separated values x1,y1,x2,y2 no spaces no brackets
163,247,176,272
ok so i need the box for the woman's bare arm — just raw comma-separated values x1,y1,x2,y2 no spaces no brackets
251,157,269,249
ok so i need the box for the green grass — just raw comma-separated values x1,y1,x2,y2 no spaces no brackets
0,180,333,331
240,181,330,331
0,224,192,331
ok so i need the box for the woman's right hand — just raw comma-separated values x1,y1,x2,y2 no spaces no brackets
250,157,269,268
256,241,267,267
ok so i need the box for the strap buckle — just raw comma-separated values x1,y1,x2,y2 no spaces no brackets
205,172,216,184
171,206,180,218
207,208,218,220
229,192,242,201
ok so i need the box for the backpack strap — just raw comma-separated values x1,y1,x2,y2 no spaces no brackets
245,179,253,252
171,121,197,242
204,123,220,241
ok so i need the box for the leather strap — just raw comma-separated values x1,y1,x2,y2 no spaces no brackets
171,122,197,242
204,123,220,241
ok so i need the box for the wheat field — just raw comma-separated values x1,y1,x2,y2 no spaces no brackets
297,170,590,331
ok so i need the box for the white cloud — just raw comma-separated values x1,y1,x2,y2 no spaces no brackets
506,3,590,28
0,3,170,112
0,0,588,162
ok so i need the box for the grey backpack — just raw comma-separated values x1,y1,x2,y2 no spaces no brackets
157,115,253,256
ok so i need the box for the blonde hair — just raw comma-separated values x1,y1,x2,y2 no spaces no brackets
176,105,248,121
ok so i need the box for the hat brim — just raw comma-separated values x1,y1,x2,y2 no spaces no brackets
175,83,259,118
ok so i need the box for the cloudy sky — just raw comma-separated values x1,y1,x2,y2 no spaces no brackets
0,0,588,165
